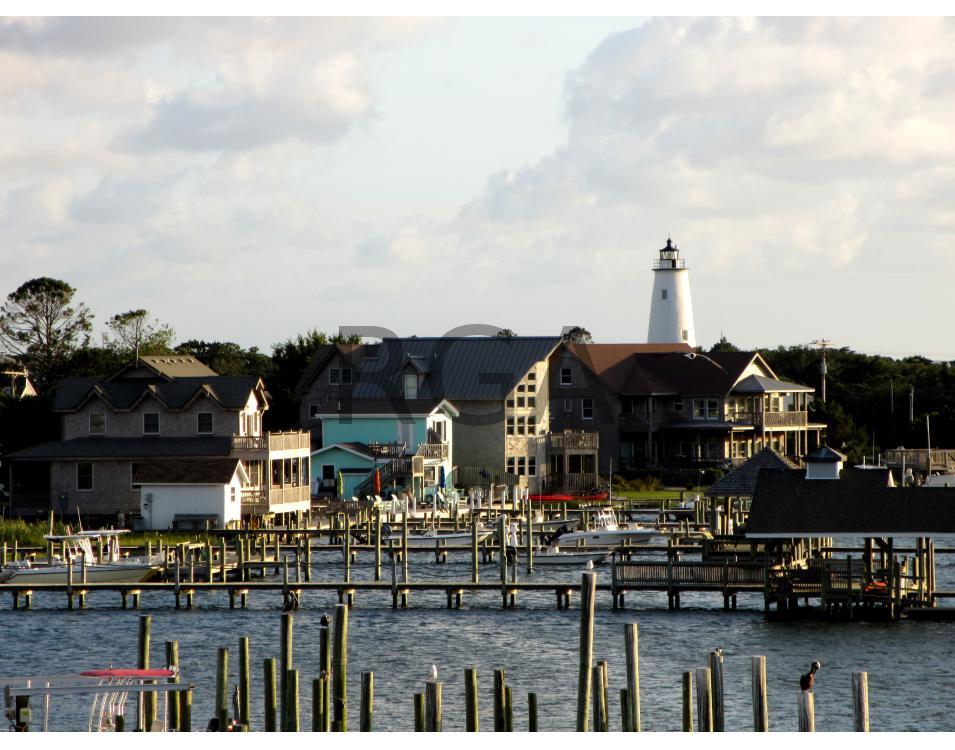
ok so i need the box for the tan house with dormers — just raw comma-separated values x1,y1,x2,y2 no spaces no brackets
6,355,310,523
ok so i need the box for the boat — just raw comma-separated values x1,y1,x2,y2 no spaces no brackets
528,488,610,504
554,509,661,547
0,530,163,585
529,545,612,566
382,525,493,548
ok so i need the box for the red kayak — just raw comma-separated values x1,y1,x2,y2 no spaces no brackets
529,491,609,503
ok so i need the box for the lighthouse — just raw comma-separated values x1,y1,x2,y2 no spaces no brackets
647,238,697,348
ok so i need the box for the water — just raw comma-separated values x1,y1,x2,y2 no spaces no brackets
2,544,955,731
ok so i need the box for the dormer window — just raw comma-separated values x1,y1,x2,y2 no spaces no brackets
329,367,352,385
404,372,418,399
329,369,339,385
89,413,105,435
197,412,213,434
560,368,573,386
341,368,352,385
143,413,159,434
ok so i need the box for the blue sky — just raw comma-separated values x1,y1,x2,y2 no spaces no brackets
2,17,954,359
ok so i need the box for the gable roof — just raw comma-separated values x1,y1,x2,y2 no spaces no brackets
52,376,265,412
733,374,814,394
705,448,799,497
295,343,365,392
134,458,247,485
805,445,847,463
311,442,379,460
108,356,218,380
746,468,955,537
299,337,561,401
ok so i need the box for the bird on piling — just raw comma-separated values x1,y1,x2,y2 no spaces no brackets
429,665,439,682
800,661,822,692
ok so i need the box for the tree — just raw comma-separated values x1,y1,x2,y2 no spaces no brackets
709,336,740,353
175,340,271,377
104,309,175,358
0,278,93,389
495,328,517,338
562,326,593,344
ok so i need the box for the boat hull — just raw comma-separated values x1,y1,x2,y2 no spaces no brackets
0,564,157,585
556,529,660,547
384,531,492,548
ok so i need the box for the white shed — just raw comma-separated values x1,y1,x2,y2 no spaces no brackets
136,459,249,530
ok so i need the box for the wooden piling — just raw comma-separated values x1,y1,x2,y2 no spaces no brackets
504,685,513,732
402,510,410,584
695,666,713,732
620,689,630,732
343,513,351,583
215,647,229,731
425,680,443,732
263,658,278,732
576,571,597,731
592,664,607,732
493,668,506,732
374,507,382,582
465,667,479,732
798,692,815,732
752,655,769,732
165,641,180,731
181,688,192,733
624,623,641,731
414,692,425,731
280,612,293,721
360,671,374,732
471,514,479,583
708,649,725,731
284,668,300,732
526,505,534,573
528,692,538,732
332,602,349,732
498,515,507,585
239,636,251,729
137,614,155,731
682,671,694,732
852,671,870,732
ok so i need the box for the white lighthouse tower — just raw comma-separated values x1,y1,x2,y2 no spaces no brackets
647,238,696,348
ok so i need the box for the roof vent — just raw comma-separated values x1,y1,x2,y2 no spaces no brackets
685,352,697,360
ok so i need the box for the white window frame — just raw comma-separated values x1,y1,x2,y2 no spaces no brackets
89,413,105,435
404,372,418,399
329,368,340,385
340,367,353,385
143,412,160,434
560,368,573,386
581,398,594,420
564,398,573,413
197,412,214,434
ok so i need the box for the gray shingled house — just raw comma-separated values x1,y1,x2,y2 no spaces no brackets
6,355,310,524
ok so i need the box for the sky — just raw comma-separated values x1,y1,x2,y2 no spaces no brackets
2,16,954,360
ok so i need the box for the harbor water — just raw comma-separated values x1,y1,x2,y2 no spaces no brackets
2,542,954,732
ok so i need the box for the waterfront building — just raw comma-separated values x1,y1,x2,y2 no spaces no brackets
550,344,823,473
5,355,310,525
296,337,601,494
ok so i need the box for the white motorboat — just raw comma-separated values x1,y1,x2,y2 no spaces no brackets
556,509,661,547
383,525,492,548
530,545,612,566
0,530,162,585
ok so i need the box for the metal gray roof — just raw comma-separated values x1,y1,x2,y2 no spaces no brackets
7,437,233,460
301,337,560,401
732,374,815,393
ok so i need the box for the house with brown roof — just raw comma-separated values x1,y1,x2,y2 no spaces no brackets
6,355,310,523
550,344,824,473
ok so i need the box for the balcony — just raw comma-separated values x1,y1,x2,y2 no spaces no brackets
416,442,449,460
725,411,808,429
539,432,599,451
231,430,310,459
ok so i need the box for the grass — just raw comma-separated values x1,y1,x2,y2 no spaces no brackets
0,518,200,549
613,489,693,500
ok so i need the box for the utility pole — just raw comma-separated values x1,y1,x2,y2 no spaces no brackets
811,339,832,403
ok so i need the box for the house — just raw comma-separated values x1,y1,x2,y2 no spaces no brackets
550,344,824,473
5,355,310,523
136,458,248,530
296,336,600,493
311,398,458,499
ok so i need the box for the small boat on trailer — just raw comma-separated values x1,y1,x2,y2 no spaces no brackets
0,530,162,585
2,667,187,731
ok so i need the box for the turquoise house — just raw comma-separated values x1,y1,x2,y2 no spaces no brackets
311,399,458,498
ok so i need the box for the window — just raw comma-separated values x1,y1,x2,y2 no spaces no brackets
506,398,515,408
564,398,573,413
527,372,536,382
673,398,684,412
528,457,537,476
681,329,688,341
661,289,668,300
309,404,320,419
527,396,536,409
517,396,525,408
77,462,93,491
582,398,594,420
329,368,340,385
404,373,418,399
89,413,105,435
560,368,572,386
507,457,515,474
517,384,525,393
322,464,335,481
197,412,213,434
506,417,514,436
517,457,526,476
707,399,719,419
527,416,536,434
143,413,159,434
340,368,353,385
131,462,140,490
527,382,536,394
517,416,526,434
